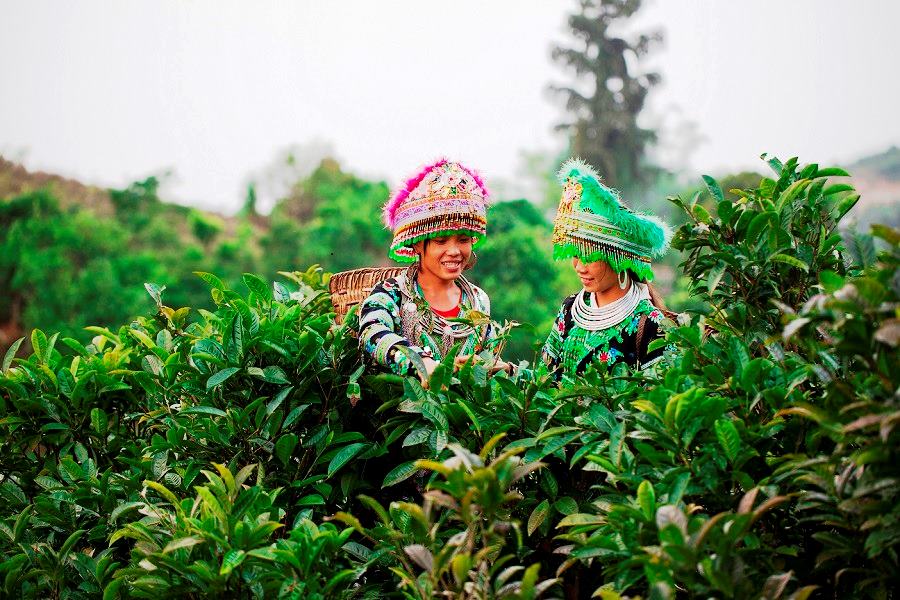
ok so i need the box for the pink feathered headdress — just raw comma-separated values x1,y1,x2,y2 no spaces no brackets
383,159,490,263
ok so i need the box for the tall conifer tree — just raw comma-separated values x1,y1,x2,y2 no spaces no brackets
552,0,661,189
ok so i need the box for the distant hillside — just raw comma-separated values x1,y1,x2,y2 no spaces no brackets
0,156,264,240
0,157,270,352
0,156,115,216
0,156,400,355
850,145,900,179
846,146,900,227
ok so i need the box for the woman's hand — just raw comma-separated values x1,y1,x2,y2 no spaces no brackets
454,354,473,369
455,354,513,375
489,360,514,375
420,357,440,387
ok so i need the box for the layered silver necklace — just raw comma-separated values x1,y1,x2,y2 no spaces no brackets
398,264,477,353
570,281,650,331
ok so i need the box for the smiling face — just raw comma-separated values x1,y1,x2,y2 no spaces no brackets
414,234,473,281
572,257,619,293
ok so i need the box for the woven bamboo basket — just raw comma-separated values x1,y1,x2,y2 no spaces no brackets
329,266,406,325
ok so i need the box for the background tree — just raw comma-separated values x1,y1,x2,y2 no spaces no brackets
0,191,167,342
188,209,223,248
259,158,392,275
551,0,661,190
477,200,574,362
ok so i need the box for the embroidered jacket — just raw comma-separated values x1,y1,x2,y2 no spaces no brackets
542,291,668,378
359,273,493,376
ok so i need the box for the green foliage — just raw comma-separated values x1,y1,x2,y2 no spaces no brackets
0,190,168,344
670,155,856,341
477,200,572,362
0,183,256,350
108,463,356,598
0,266,368,598
340,440,558,598
0,155,897,598
188,210,224,247
260,158,392,274
771,222,899,593
109,177,162,227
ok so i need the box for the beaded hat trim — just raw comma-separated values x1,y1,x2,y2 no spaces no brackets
384,159,489,263
551,158,672,281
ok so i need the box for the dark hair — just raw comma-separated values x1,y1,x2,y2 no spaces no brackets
464,251,477,271
627,270,667,310
646,282,667,310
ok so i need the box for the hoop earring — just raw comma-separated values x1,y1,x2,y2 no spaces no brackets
464,251,478,271
618,269,628,289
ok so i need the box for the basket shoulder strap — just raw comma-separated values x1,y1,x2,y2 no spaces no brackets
635,314,649,366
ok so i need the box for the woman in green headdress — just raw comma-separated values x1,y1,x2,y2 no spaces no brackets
542,159,673,378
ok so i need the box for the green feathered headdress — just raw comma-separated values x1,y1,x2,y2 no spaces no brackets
551,158,672,281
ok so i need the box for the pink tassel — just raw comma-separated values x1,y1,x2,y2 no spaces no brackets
458,163,490,201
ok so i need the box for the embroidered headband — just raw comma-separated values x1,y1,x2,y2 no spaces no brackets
383,159,489,263
551,158,672,281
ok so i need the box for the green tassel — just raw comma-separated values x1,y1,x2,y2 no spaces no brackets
553,242,655,282
389,228,486,263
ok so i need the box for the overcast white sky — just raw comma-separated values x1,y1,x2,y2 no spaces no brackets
2,0,899,213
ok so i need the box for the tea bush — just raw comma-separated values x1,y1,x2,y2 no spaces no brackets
0,155,897,599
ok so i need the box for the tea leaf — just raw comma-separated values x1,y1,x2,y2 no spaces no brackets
715,419,741,464
382,461,419,488
327,443,368,478
206,367,240,389
528,500,550,535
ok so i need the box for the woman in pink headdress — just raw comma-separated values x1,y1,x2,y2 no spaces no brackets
358,159,498,379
